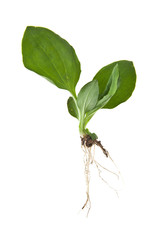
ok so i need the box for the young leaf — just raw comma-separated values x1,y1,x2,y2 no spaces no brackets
93,60,136,108
84,64,119,125
67,97,79,119
22,26,81,97
96,64,119,108
77,79,99,114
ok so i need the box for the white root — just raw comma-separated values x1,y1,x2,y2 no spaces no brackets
93,159,119,198
81,145,92,217
94,160,120,179
81,140,122,216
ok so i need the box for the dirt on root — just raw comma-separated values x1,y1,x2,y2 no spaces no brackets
81,135,95,147
81,135,109,157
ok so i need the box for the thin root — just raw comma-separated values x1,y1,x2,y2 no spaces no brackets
81,135,122,216
82,192,91,217
94,139,123,181
94,159,120,179
81,145,93,216
94,159,119,198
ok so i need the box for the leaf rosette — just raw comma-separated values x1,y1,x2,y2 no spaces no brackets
22,26,136,137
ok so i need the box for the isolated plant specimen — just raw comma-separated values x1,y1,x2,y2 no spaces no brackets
22,26,136,215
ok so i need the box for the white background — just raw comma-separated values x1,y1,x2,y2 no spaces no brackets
0,0,161,239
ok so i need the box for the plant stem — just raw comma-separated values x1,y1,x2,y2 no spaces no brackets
71,93,92,137
71,94,85,136
79,110,85,136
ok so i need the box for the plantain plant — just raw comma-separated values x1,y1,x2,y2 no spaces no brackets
22,26,136,215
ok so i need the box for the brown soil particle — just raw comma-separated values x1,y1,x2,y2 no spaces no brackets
81,135,109,157
81,135,95,147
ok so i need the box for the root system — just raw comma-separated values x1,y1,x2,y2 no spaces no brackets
81,135,121,216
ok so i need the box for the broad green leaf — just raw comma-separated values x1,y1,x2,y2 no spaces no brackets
77,79,99,114
93,60,136,108
22,26,81,97
67,97,79,119
84,64,119,125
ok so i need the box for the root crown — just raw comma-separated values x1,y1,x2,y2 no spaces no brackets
81,135,94,147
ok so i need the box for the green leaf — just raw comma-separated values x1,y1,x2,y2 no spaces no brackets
77,79,99,114
22,26,81,97
96,64,119,107
93,60,136,108
84,64,119,125
67,97,79,119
